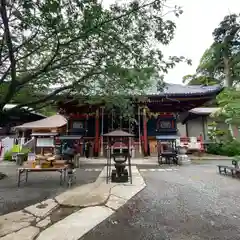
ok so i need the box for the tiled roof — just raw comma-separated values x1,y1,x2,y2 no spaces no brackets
103,129,134,137
147,83,223,96
14,114,67,130
3,104,46,118
189,107,220,115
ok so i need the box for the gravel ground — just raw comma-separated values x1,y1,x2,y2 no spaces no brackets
0,162,102,215
80,161,240,240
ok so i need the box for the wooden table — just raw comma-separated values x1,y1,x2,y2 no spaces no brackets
17,166,67,187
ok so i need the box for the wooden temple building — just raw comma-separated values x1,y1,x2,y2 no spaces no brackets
57,83,223,158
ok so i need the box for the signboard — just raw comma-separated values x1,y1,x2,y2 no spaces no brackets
72,121,84,129
36,138,54,147
159,120,172,129
156,116,177,133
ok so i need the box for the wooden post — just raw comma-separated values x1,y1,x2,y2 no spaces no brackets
86,113,89,136
128,116,132,157
138,106,142,155
143,107,148,155
111,109,113,130
94,108,100,156
100,107,104,157
120,115,122,154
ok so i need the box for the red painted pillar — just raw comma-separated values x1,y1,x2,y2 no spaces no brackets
95,109,100,155
143,107,148,155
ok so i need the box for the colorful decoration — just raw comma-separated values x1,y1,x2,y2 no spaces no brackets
144,106,175,119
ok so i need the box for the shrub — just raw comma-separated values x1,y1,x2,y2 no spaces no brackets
3,151,13,161
21,147,31,161
3,147,31,161
207,140,240,157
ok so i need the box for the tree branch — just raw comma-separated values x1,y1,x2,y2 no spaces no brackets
61,0,159,47
7,69,103,114
0,0,18,106
0,65,10,84
0,0,16,83
18,38,60,86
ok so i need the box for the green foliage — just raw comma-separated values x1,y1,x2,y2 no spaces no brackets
3,147,30,161
216,88,240,125
20,147,31,155
184,14,240,88
3,151,13,161
233,155,240,162
207,121,226,142
207,140,240,157
0,0,189,117
182,74,219,85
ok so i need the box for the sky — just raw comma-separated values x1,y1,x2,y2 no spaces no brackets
163,0,240,84
103,0,240,85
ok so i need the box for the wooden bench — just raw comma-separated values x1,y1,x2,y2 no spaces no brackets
217,165,240,177
17,167,68,187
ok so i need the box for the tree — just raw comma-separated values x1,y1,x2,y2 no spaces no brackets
183,14,240,87
182,74,219,85
215,88,240,125
197,14,240,87
0,0,188,119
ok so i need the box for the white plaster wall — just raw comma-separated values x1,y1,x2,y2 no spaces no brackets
177,122,187,136
186,117,204,138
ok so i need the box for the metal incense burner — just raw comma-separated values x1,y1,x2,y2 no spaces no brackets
111,153,129,182
103,129,134,184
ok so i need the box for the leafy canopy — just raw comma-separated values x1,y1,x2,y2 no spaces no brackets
0,0,188,117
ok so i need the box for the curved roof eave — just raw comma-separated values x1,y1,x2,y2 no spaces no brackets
146,84,224,98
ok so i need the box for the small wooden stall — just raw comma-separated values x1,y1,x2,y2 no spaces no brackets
103,129,134,184
14,114,71,186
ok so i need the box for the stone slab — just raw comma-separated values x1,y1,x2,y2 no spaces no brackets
110,184,145,200
36,216,51,228
0,226,39,240
56,182,99,204
25,199,58,218
36,206,114,240
0,211,35,237
56,182,112,207
106,195,127,210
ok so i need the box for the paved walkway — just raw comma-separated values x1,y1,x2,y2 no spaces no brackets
0,163,101,215
0,159,236,239
80,163,240,240
79,155,232,166
0,166,146,240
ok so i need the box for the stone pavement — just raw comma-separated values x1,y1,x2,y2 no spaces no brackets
0,166,146,240
0,163,101,215
80,155,232,166
80,163,240,240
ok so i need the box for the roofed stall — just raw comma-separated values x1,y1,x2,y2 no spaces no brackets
14,114,68,154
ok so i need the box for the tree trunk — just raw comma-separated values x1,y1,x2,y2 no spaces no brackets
223,55,233,87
